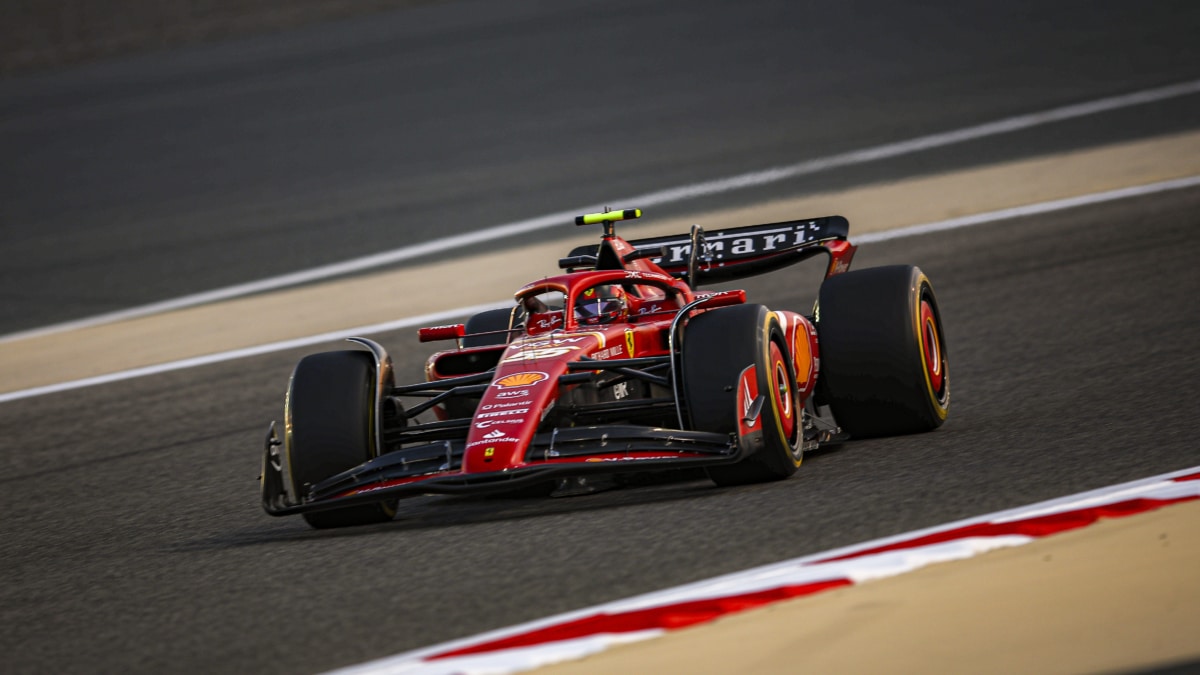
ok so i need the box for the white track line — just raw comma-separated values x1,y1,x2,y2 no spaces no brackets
3,78,1198,345
2,174,1198,406
0,300,511,404
854,174,1200,243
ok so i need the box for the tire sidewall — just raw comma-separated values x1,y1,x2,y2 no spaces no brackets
285,350,395,527
816,264,950,437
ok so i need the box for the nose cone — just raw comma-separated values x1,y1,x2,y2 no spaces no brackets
460,333,604,473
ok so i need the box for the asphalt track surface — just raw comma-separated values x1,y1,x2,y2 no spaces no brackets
0,188,1197,673
3,0,1200,334
2,2,1200,674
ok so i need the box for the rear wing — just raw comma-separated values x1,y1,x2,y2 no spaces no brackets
566,215,856,285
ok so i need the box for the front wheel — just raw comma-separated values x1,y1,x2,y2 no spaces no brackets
816,265,949,437
286,350,396,528
680,304,802,486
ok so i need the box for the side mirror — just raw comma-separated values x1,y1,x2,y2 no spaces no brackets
558,254,597,270
623,246,667,264
418,323,466,343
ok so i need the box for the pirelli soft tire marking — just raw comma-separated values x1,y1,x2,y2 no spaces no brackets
915,273,949,420
770,344,796,442
763,317,799,467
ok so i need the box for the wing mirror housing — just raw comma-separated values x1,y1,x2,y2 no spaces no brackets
418,323,466,343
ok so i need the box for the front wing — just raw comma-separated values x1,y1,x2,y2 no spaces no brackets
261,423,745,517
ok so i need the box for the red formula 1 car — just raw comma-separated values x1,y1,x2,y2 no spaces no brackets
261,209,949,528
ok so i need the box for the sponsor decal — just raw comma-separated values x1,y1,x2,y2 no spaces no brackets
466,433,520,448
533,314,563,329
475,419,526,429
502,346,580,363
650,222,830,264
476,408,529,419
496,389,530,399
494,372,547,388
612,381,630,400
481,401,532,411
516,336,592,348
592,344,625,360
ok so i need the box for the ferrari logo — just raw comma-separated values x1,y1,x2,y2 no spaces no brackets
625,329,635,356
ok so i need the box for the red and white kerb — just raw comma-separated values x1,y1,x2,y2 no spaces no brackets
329,466,1200,675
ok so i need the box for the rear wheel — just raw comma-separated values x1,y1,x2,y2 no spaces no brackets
816,265,949,437
287,350,396,528
681,304,802,485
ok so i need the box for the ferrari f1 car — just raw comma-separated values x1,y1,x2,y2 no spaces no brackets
261,208,949,528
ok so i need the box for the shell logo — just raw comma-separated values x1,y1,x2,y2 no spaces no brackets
494,371,548,388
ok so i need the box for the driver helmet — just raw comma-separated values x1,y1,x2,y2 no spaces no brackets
575,285,627,325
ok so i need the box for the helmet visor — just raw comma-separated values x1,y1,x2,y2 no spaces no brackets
576,298,624,321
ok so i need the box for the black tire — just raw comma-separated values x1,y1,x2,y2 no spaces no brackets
681,304,802,485
462,307,515,348
816,265,949,437
287,350,396,529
